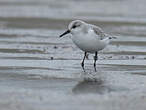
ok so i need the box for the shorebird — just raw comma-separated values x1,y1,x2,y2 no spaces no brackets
59,20,115,72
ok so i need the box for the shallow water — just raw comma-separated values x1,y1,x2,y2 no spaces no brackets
0,0,146,110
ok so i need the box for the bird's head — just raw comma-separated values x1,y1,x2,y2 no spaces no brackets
59,20,86,37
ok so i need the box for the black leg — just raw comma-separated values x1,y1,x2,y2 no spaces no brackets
94,52,98,72
81,52,87,71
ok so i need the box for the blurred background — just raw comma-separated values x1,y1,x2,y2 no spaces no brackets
0,0,146,110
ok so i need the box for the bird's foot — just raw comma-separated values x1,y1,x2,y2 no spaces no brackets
81,62,86,72
94,63,97,72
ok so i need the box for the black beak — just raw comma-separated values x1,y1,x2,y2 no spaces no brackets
59,30,70,37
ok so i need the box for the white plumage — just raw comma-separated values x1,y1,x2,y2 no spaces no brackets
60,20,115,71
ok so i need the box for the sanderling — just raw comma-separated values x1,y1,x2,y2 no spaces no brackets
59,20,116,72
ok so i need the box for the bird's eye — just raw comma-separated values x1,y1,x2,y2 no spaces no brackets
72,25,76,29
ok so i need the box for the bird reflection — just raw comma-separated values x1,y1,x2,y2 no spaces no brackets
72,77,111,94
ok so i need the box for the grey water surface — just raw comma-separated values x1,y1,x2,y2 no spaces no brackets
0,0,146,110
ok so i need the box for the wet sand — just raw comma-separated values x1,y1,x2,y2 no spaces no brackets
0,0,146,110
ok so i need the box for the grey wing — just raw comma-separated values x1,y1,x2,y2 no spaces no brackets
91,24,116,40
91,25,107,40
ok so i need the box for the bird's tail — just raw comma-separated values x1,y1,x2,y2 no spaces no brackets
104,33,117,39
109,36,117,39
109,35,117,39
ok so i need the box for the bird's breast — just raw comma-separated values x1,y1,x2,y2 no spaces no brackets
71,33,106,53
